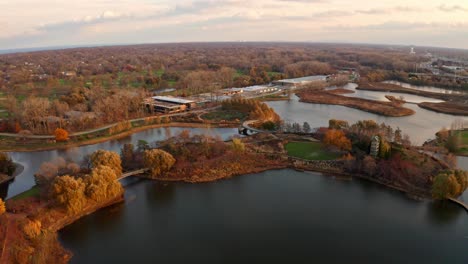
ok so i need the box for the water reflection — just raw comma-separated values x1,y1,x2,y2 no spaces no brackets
3,127,237,199
267,90,467,146
427,201,463,226
59,169,468,264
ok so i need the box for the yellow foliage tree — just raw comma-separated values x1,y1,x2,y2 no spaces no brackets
0,198,5,215
324,129,352,151
84,165,123,202
231,138,245,153
22,219,42,239
50,175,86,214
432,170,468,199
90,150,122,177
143,149,176,178
54,128,69,142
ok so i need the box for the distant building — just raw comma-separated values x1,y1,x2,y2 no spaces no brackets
145,96,196,114
242,85,278,94
272,75,328,89
409,47,416,55
220,88,244,96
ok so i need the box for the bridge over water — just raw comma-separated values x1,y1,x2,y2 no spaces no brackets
118,168,149,180
448,197,468,213
238,120,274,135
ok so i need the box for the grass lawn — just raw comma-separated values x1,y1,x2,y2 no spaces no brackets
201,110,246,121
267,71,282,77
11,185,41,201
285,141,341,160
455,130,468,145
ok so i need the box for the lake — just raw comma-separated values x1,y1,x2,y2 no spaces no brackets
59,169,468,264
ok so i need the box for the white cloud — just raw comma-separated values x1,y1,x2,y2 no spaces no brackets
0,0,467,49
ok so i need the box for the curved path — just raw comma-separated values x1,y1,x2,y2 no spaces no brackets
0,107,219,140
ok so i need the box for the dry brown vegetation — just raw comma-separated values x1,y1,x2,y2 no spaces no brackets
297,89,415,117
158,131,287,182
418,102,468,116
357,82,468,102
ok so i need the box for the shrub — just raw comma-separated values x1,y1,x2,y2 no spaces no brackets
54,128,69,142
231,138,245,153
0,198,5,215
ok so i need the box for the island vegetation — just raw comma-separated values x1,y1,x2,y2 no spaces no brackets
296,87,415,117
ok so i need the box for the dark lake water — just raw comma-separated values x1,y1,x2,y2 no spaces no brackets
59,169,468,264
2,82,468,263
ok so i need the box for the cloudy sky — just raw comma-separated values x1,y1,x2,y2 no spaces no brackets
1,0,467,50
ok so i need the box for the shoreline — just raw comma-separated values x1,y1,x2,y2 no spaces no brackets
357,82,468,103
0,163,25,186
296,89,415,117
0,155,442,263
417,102,468,116
0,122,238,153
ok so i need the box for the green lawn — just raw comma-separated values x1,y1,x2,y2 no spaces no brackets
201,110,246,121
285,142,340,160
11,185,41,200
267,71,282,77
455,130,468,145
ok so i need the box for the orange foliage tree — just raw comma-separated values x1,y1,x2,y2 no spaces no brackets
54,128,69,141
324,129,352,151
0,198,5,215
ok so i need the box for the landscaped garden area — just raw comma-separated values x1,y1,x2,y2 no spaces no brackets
285,141,341,160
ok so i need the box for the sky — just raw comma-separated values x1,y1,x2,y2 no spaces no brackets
1,0,467,50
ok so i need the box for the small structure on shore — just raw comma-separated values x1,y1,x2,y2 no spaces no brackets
272,75,328,89
370,136,380,157
144,96,196,113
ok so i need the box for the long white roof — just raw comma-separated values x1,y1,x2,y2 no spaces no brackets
275,75,328,84
151,96,195,104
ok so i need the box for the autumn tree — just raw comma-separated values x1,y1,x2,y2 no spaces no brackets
0,152,16,176
0,198,5,215
90,150,122,177
50,175,86,213
378,137,391,159
84,165,123,202
20,97,51,133
120,143,135,169
143,149,176,178
329,119,349,130
54,128,69,141
302,122,311,133
432,170,468,199
324,129,352,151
